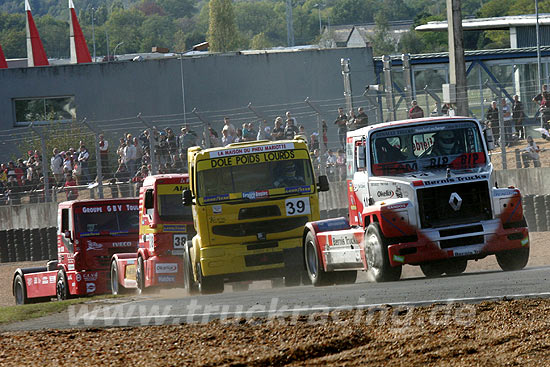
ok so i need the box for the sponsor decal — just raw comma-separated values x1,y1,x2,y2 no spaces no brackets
317,219,349,232
377,190,394,198
395,186,403,198
521,237,529,246
209,143,295,158
155,263,178,274
127,259,135,265
204,194,230,203
83,272,98,282
34,277,39,285
330,234,359,247
68,264,75,271
393,255,405,263
86,283,96,293
67,275,72,280
49,275,56,283
493,189,518,197
386,203,408,210
87,240,103,251
452,248,481,257
207,150,297,168
112,241,133,247
82,206,102,213
423,174,488,186
75,273,82,282
163,224,187,232
42,276,49,284
213,205,222,214
158,275,176,283
27,278,32,286
285,197,311,216
284,186,312,194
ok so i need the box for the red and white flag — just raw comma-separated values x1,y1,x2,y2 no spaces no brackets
25,0,49,66
0,44,7,69
69,0,92,64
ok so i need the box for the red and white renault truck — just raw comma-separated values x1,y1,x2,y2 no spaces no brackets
110,174,194,295
303,116,530,285
13,198,139,304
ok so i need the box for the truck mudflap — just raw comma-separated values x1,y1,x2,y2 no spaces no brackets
313,228,366,272
66,270,111,296
143,255,184,288
19,269,57,299
387,220,529,267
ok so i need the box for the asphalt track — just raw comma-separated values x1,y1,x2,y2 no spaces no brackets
3,265,550,332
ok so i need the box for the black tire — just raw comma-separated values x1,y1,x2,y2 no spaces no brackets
183,244,198,295
56,270,70,301
445,259,468,275
334,271,358,285
496,247,530,271
110,260,132,295
0,230,8,263
14,274,29,305
14,229,24,262
365,223,402,282
284,272,301,287
23,229,31,261
304,231,335,286
197,263,224,294
7,229,15,263
420,262,445,278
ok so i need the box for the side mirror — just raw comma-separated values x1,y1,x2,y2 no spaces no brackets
144,190,154,209
484,127,495,151
356,145,366,169
182,189,194,206
317,175,329,192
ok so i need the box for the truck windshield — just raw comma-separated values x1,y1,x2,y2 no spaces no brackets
370,121,486,176
75,211,139,236
196,150,315,203
157,193,194,222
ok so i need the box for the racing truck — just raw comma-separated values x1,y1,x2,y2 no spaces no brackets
110,174,195,295
303,116,530,285
13,198,139,304
182,137,329,294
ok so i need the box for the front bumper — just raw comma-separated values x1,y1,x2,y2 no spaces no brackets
387,219,529,267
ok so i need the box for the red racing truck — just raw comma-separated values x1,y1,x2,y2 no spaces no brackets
110,174,194,294
303,116,530,285
13,198,139,304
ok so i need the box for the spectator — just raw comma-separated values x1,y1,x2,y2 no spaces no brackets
116,138,126,163
77,144,91,184
285,111,298,125
64,173,78,201
133,137,143,169
222,117,236,138
322,120,328,149
441,103,453,116
347,109,357,131
221,129,235,146
284,118,299,139
354,107,369,129
501,98,514,145
272,117,284,140
409,100,424,119
298,125,308,145
7,161,23,186
157,132,170,165
50,148,64,186
166,128,178,160
334,107,348,149
207,127,221,147
257,120,271,140
244,122,257,141
179,126,197,156
172,153,186,172
98,134,109,178
123,138,137,178
326,149,338,180
309,132,320,152
235,128,244,143
336,149,346,180
485,101,500,146
139,129,150,152
132,165,149,196
521,136,542,168
533,84,550,128
512,95,525,140
114,160,130,182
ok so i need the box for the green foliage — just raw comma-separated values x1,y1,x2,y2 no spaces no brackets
207,0,240,52
105,8,145,53
36,15,70,58
250,32,272,49
157,0,197,18
139,14,176,50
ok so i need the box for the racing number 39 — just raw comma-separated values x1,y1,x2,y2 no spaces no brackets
285,197,311,216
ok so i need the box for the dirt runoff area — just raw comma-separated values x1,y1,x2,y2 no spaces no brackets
0,233,549,366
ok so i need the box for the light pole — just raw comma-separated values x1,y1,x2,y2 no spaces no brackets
113,41,124,61
91,7,96,62
314,4,322,35
175,52,187,125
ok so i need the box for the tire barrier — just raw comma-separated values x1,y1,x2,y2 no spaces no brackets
534,195,547,232
30,228,42,261
22,229,31,262
6,229,15,263
47,227,57,260
14,229,24,262
522,194,536,232
39,228,50,261
0,230,7,263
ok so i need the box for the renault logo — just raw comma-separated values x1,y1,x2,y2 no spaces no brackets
449,192,462,211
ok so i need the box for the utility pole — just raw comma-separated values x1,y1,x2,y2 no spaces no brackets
446,0,469,116
341,58,353,114
286,0,295,47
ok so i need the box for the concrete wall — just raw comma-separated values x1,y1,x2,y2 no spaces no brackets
0,47,376,161
495,167,550,195
0,202,57,230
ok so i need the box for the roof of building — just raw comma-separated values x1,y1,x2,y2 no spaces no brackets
416,14,550,32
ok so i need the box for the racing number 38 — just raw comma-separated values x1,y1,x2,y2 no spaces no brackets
285,198,311,216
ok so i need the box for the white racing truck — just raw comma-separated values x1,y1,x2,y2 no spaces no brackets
303,116,530,285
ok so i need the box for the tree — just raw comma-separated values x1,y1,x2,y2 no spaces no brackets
250,32,272,50
105,8,145,53
367,13,397,56
36,15,69,59
397,30,425,54
140,14,176,51
207,0,239,52
157,0,197,18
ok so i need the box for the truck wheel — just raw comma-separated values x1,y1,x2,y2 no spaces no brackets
197,263,224,294
304,231,334,286
56,270,70,301
445,259,467,275
420,262,445,278
496,247,530,271
365,223,402,282
184,244,199,295
111,261,132,296
334,271,358,285
14,274,29,305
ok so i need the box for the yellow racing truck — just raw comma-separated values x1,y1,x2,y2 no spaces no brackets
183,137,328,294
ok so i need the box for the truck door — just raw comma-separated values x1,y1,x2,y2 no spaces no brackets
60,208,73,253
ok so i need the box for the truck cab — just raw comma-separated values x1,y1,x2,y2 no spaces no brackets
13,198,139,304
302,117,529,285
110,174,194,294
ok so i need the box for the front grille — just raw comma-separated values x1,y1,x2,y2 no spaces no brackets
440,235,484,249
439,225,483,237
417,182,492,228
212,216,309,237
239,206,281,220
245,252,284,267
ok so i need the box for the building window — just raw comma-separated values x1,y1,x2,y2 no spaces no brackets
13,96,76,126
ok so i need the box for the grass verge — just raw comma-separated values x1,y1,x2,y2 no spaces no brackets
0,295,119,325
